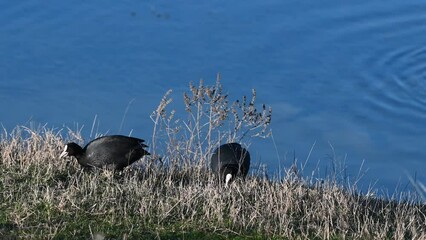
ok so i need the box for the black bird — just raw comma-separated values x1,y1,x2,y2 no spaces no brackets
210,143,250,186
60,135,150,171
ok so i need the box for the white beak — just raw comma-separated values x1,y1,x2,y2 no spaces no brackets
225,173,233,187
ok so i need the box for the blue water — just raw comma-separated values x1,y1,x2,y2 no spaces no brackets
1,0,426,196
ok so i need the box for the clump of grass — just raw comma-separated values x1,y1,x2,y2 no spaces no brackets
1,77,425,239
150,75,271,178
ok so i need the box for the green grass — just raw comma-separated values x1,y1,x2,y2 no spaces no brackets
1,78,425,239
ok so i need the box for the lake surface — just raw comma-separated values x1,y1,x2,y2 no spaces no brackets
1,0,426,196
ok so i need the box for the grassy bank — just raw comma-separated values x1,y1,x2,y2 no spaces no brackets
1,79,425,239
1,127,425,239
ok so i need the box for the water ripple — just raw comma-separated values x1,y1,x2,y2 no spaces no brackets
307,1,426,129
358,45,426,125
322,2,426,43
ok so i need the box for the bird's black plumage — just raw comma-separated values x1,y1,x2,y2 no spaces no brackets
210,143,250,185
60,135,150,170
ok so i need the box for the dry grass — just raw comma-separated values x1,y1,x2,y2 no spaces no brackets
1,77,425,239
